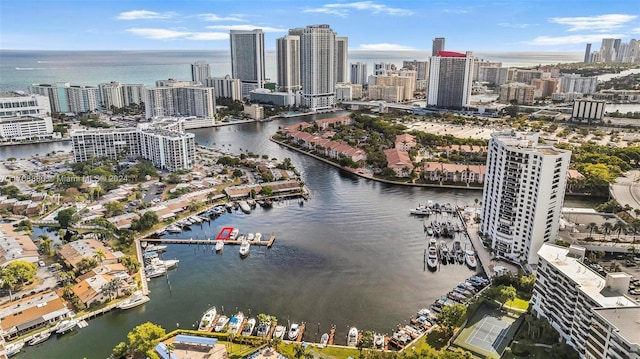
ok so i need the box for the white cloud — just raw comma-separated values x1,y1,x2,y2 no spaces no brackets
117,10,176,20
528,34,625,46
304,1,413,17
549,14,637,32
125,28,227,41
206,25,287,33
442,8,471,14
358,43,416,51
632,27,640,34
497,22,536,29
198,13,246,22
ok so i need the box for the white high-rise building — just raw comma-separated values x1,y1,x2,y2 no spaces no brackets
427,51,474,109
276,35,301,92
373,62,395,76
230,29,265,97
98,82,145,109
0,92,54,141
0,92,51,118
350,62,368,85
204,76,242,101
29,82,71,113
145,86,215,121
587,307,640,359
531,244,639,358
600,38,618,63
335,37,349,83
300,24,337,111
559,74,598,94
480,130,571,266
191,61,211,83
65,85,101,113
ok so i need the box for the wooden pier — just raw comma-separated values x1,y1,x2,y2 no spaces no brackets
296,322,306,342
142,233,276,247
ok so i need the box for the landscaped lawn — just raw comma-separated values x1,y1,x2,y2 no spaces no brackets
504,297,529,311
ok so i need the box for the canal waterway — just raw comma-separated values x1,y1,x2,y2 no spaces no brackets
13,114,599,358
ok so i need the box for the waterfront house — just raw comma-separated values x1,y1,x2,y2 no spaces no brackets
395,133,416,151
422,162,486,184
72,263,134,307
0,223,39,266
0,291,72,340
384,148,414,177
57,239,121,272
107,213,140,230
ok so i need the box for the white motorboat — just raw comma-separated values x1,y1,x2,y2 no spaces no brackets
238,201,251,214
247,233,255,241
287,323,300,340
239,239,250,257
228,312,245,333
159,258,179,269
215,240,225,252
465,250,477,269
256,322,270,337
198,306,218,332
429,237,437,247
410,204,431,216
439,241,449,264
427,246,438,270
229,228,239,240
254,232,262,241
189,215,202,224
5,342,24,357
214,315,229,332
55,319,78,334
320,333,329,345
28,331,52,345
347,327,359,347
145,264,167,278
273,325,286,339
145,244,167,252
241,318,256,336
373,333,385,348
118,292,150,310
166,225,182,233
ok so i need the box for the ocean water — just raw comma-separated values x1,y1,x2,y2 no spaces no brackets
0,50,582,92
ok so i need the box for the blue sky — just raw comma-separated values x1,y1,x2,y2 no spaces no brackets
1,0,638,52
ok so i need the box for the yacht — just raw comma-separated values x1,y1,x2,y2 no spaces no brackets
28,331,52,345
238,201,251,214
429,237,437,247
287,323,300,340
320,333,329,345
5,342,24,357
145,244,167,253
247,233,255,241
410,204,431,216
239,239,250,257
118,292,150,310
166,225,182,234
229,228,239,240
215,240,225,252
439,241,449,264
465,250,477,269
373,333,385,348
427,246,439,270
55,319,78,334
198,306,218,332
347,327,359,347
242,318,256,336
228,312,245,333
254,232,262,241
273,325,286,339
145,264,167,279
214,315,229,332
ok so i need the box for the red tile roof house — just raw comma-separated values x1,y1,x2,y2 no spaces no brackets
395,133,417,151
422,162,486,184
384,148,414,177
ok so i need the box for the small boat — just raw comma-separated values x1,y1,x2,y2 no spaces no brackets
55,319,78,334
427,246,438,270
263,198,273,207
373,333,385,347
145,244,167,252
247,199,257,208
5,342,24,357
320,333,329,345
214,315,229,332
417,308,432,317
198,306,218,332
347,327,358,347
288,323,300,340
465,250,477,269
254,232,262,241
256,322,269,337
28,331,52,345
190,215,203,224
410,204,431,216
166,225,182,233
118,292,150,310
229,228,239,240
429,237,437,247
145,265,167,278
247,233,255,241
238,201,251,214
160,258,179,269
242,318,256,336
239,239,250,257
439,241,449,264
215,240,225,252
228,312,245,333
274,325,286,339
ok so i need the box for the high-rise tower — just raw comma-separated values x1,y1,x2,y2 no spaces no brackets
230,29,265,97
427,51,473,109
432,37,445,56
300,24,337,111
276,35,301,92
335,37,349,83
191,61,211,83
583,43,591,63
350,62,368,85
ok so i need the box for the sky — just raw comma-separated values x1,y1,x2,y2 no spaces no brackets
1,0,639,52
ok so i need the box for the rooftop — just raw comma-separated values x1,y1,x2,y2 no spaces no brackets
592,307,640,345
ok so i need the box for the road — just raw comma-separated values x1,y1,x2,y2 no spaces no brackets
610,170,640,211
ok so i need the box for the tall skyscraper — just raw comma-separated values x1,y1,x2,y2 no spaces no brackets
276,35,301,92
600,38,616,62
191,61,211,83
230,29,265,96
583,43,591,63
29,82,71,113
427,51,473,109
350,62,368,85
335,37,349,83
300,24,337,111
402,60,428,80
432,37,445,56
480,130,571,266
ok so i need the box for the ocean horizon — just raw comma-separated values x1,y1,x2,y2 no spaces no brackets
0,49,583,92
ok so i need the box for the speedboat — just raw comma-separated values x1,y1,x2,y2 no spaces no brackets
166,225,182,233
5,342,24,357
320,333,329,345
145,264,167,278
373,333,385,348
427,246,438,270
288,323,300,340
429,237,437,247
55,319,78,334
145,244,167,252
214,315,229,332
256,322,269,337
274,325,286,339
410,204,431,216
239,239,250,257
247,233,255,241
229,228,239,240
28,331,52,345
118,292,150,310
254,232,262,241
439,241,449,264
228,312,245,333
215,240,225,252
198,306,217,332
346,327,358,347
242,318,256,336
465,250,477,269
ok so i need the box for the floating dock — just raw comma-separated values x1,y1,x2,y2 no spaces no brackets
143,234,276,247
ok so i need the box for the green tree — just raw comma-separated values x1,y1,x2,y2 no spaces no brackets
1,260,38,292
76,257,98,275
56,207,77,228
93,249,106,263
497,285,517,308
122,322,166,359
438,303,467,336
259,186,273,196
104,201,125,217
120,255,140,274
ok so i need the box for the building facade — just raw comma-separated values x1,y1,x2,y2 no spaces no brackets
98,82,145,109
586,307,640,359
0,92,54,141
29,82,71,113
499,83,536,105
230,29,265,96
559,74,598,94
300,24,337,111
402,60,429,80
432,37,445,56
145,86,215,120
0,92,51,118
350,62,368,85
480,131,571,266
572,99,606,122
204,76,242,101
276,34,301,92
335,37,349,84
191,61,211,83
427,51,474,109
65,85,101,113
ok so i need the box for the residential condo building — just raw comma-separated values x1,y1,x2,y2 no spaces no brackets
0,92,55,141
98,82,145,109
204,76,243,101
144,86,216,121
499,82,536,105
29,82,71,113
230,29,265,97
276,34,301,92
191,61,211,84
572,99,606,122
350,62,368,85
432,37,445,56
427,51,474,109
335,37,349,83
300,24,337,111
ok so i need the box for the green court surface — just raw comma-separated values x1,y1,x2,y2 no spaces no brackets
453,304,520,358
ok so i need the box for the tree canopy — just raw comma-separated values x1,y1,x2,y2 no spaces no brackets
112,322,166,359
1,260,38,290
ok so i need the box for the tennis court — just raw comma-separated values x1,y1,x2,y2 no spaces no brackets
465,316,510,353
452,304,518,358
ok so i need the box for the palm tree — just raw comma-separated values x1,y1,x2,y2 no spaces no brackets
614,221,627,241
601,222,614,241
40,238,53,256
93,249,106,264
587,222,598,238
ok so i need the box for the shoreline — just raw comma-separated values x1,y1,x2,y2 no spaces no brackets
0,138,71,147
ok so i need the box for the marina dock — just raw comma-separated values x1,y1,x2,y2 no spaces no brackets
143,234,276,247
